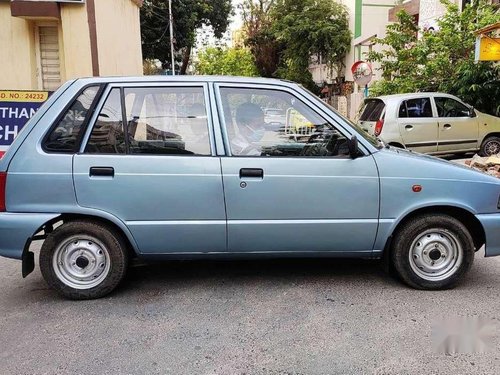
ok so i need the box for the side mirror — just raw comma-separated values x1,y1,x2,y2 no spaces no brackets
348,135,359,159
468,107,476,118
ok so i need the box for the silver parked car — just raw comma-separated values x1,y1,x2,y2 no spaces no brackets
1,77,500,300
358,93,500,155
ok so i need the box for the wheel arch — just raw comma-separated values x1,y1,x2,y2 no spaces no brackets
383,205,485,257
482,132,500,141
40,213,140,259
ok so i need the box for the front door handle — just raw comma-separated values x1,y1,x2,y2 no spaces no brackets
443,123,452,129
89,167,114,177
405,125,413,130
239,168,263,179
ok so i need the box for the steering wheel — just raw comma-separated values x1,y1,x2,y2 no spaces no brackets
301,132,342,156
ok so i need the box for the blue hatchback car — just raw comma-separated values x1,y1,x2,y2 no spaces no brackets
1,76,500,299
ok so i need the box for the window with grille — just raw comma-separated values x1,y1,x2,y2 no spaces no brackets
37,25,61,91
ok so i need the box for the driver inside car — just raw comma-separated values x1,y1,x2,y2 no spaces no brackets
230,102,267,156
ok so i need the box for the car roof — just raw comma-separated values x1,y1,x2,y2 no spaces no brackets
369,92,458,102
74,75,296,86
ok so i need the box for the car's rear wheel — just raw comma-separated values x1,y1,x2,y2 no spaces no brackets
40,220,128,300
391,214,474,290
480,136,500,156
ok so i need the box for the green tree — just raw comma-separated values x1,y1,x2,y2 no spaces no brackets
241,0,351,90
241,0,282,77
368,0,500,116
271,0,351,90
141,0,233,74
195,47,259,76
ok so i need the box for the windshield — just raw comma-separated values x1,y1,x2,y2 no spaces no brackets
301,87,383,149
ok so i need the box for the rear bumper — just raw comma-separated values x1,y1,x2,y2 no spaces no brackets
477,213,500,257
0,213,59,260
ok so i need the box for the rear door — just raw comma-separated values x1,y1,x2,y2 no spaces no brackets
73,83,226,255
215,84,380,255
397,97,438,153
434,96,479,153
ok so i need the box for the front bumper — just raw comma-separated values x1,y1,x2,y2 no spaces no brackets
0,213,59,260
476,213,500,257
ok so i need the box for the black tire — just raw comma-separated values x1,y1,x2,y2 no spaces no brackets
40,220,128,300
391,214,474,290
479,136,500,156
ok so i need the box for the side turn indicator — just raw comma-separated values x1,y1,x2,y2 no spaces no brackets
412,185,422,193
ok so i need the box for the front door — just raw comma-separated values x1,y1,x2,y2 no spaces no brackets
434,96,479,153
397,97,438,153
216,85,379,255
73,84,226,254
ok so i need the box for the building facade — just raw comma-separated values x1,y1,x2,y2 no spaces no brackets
309,0,483,119
309,0,394,86
308,0,395,118
0,0,143,91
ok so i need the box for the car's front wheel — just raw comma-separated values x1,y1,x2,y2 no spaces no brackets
480,136,500,156
391,214,474,290
40,220,128,300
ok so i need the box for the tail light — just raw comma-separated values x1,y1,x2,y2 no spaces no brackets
374,118,384,137
0,172,6,212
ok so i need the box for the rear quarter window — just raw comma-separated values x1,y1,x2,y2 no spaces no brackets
359,99,385,121
43,85,101,153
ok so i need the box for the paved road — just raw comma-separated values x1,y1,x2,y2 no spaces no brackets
1,242,499,375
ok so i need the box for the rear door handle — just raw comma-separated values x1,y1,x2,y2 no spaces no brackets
405,125,413,130
89,167,114,177
239,168,263,179
443,123,452,129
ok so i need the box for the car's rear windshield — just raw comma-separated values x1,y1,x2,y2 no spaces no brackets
359,99,385,121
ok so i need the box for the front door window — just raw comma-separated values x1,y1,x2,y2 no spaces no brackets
219,87,350,158
435,97,471,118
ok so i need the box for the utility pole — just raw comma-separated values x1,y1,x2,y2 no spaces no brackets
168,0,175,75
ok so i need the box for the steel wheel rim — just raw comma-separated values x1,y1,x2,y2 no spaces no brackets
409,229,463,281
52,235,111,290
484,140,500,156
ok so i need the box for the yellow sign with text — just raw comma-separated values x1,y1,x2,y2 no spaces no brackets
0,91,49,103
476,37,500,61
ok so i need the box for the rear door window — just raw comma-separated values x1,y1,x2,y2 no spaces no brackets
86,88,126,154
84,86,211,156
359,99,385,121
399,98,433,118
124,87,210,155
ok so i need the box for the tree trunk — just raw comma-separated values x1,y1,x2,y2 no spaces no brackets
180,45,192,75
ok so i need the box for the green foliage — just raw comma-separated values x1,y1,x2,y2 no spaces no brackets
141,0,233,73
195,47,259,76
368,0,500,116
241,0,282,78
272,0,351,76
143,59,162,75
241,0,351,91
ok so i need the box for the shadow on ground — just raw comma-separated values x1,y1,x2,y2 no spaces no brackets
120,257,392,291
